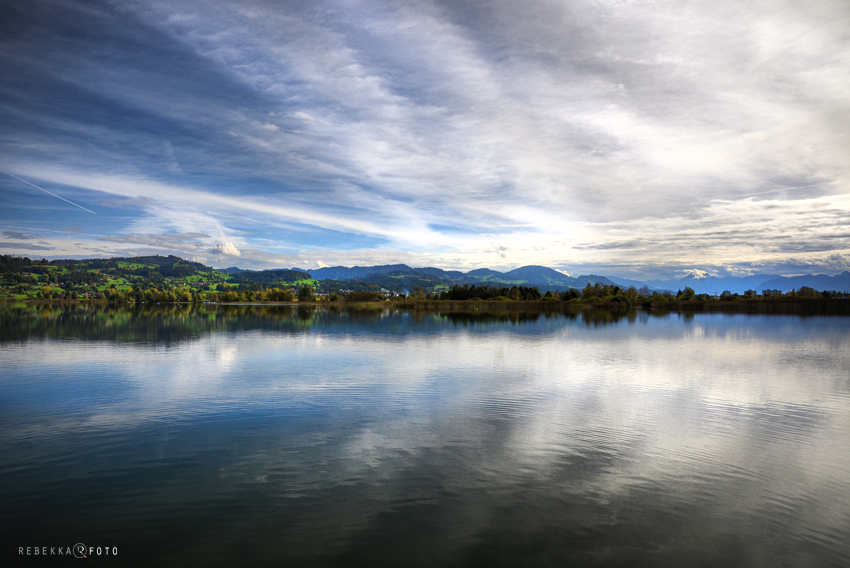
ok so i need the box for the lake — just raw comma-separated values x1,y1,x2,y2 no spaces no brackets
2,304,849,566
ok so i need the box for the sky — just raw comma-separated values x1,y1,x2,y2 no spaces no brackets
1,0,849,279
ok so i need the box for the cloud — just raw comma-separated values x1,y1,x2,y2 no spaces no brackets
769,253,850,274
0,0,848,276
2,231,38,240
683,269,710,280
316,260,329,268
0,242,52,250
822,253,850,273
98,196,155,209
99,232,210,248
494,245,510,259
211,241,241,257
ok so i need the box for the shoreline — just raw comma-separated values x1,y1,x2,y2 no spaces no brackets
3,297,850,315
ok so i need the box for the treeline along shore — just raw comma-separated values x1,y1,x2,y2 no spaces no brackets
2,254,849,315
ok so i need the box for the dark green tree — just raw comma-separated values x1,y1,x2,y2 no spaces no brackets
297,285,315,302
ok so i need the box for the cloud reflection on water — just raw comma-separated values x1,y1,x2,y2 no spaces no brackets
1,306,849,565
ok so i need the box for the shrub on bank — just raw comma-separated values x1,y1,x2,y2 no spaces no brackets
344,290,384,302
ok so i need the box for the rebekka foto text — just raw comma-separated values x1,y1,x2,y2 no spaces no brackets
19,544,118,558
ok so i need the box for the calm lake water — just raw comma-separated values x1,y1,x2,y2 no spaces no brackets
2,304,849,567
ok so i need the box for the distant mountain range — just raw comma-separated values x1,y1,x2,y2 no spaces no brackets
225,264,850,295
757,272,850,293
640,274,784,295
312,264,620,292
227,264,618,293
628,272,850,295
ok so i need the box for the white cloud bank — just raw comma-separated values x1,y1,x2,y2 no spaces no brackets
211,241,241,257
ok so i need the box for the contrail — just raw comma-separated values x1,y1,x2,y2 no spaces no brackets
0,168,96,215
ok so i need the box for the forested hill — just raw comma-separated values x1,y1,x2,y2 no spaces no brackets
228,268,311,284
298,263,618,292
67,255,210,278
3,254,849,303
303,264,414,280
0,254,315,301
0,254,621,301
